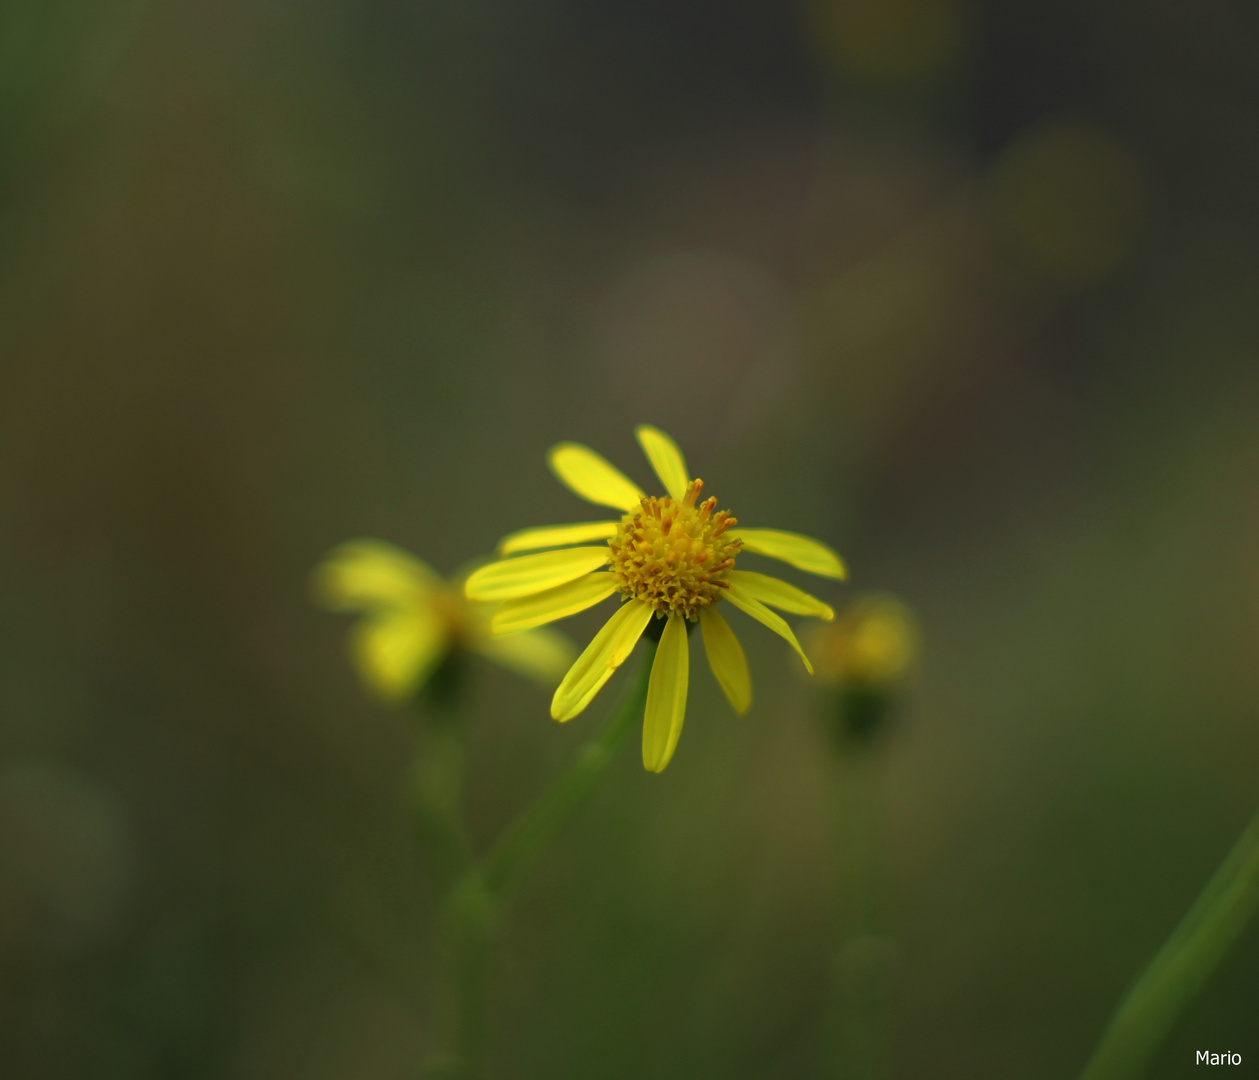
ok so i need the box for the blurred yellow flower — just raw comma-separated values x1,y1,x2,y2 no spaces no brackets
464,425,846,772
313,540,575,701
809,594,920,690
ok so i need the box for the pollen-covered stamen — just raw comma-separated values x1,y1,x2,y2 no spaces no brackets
608,478,743,620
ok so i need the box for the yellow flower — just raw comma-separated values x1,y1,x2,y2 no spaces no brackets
313,540,576,701
807,594,920,745
464,426,847,772
809,594,920,691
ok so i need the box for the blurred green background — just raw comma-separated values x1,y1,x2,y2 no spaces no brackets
3,0,1259,1077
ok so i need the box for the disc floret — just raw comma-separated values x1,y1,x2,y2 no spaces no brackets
608,479,742,620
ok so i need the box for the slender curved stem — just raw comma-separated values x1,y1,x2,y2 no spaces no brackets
422,643,656,1078
1078,810,1259,1080
482,642,656,904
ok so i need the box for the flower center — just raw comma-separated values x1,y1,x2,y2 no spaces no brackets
608,479,741,620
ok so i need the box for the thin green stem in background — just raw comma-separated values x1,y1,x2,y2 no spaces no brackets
1078,809,1259,1080
422,642,657,1079
827,749,891,1080
412,713,474,892
426,873,495,1080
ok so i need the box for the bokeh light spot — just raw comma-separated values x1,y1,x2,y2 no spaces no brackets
991,120,1148,284
0,760,134,950
806,0,965,81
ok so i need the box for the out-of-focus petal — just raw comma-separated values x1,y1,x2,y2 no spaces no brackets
313,539,440,612
474,627,576,687
351,607,447,700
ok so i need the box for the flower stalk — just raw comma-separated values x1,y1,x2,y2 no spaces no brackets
810,596,919,1080
411,703,474,894
421,644,657,1079
828,751,888,1080
483,640,655,902
1078,809,1259,1080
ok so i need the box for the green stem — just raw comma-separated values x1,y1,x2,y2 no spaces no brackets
412,706,474,893
481,642,656,904
827,739,892,1080
425,873,495,1080
422,643,656,1078
1078,809,1259,1080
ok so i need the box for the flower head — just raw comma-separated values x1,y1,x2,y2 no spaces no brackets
464,426,847,771
810,595,920,691
313,540,575,702
807,594,920,745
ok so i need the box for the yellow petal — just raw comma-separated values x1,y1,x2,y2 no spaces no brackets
473,627,576,687
313,539,440,612
634,424,689,501
700,607,751,714
642,614,690,772
490,573,620,634
498,521,620,556
724,583,814,674
731,528,847,580
551,599,653,722
351,607,447,700
727,570,835,621
464,547,610,602
547,442,645,511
